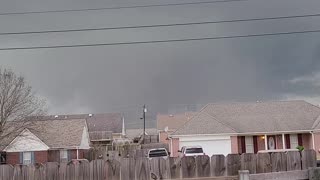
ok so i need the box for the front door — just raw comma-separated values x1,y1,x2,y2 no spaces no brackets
267,135,276,150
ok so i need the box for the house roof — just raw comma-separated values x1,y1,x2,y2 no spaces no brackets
173,100,320,135
34,113,123,133
157,112,195,131
0,119,87,150
85,113,122,133
126,128,158,139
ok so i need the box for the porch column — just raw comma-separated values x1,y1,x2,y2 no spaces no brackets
264,134,268,150
76,148,79,160
312,132,315,150
282,133,286,149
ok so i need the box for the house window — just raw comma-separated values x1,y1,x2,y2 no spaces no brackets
290,134,298,149
60,150,68,162
245,136,254,153
23,152,32,165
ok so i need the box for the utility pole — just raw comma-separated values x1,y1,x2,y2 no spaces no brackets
143,104,147,144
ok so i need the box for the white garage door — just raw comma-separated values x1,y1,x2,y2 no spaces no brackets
179,138,231,156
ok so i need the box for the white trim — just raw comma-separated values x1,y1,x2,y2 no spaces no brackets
264,135,268,150
4,129,49,152
312,132,315,149
282,134,286,149
76,148,79,160
171,130,313,137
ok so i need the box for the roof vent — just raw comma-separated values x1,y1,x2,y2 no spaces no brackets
54,115,58,118
89,114,93,117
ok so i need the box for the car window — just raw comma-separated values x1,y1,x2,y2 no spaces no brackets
186,148,203,154
149,149,168,157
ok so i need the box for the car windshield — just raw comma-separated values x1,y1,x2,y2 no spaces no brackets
186,148,203,154
149,149,168,157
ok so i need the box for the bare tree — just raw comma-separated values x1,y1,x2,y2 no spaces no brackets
0,68,46,138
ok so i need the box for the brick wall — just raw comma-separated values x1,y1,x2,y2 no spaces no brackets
171,138,179,157
6,152,19,165
230,136,239,154
159,131,169,144
35,151,48,163
302,133,312,150
313,133,320,159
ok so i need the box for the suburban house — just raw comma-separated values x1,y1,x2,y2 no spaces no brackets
171,100,320,158
41,113,124,150
85,113,124,149
0,118,90,165
157,112,195,157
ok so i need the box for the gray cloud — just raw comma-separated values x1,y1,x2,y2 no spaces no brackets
1,0,320,127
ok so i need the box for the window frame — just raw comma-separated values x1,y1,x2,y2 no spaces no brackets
60,150,68,162
23,152,32,165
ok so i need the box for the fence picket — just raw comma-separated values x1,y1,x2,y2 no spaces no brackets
0,151,316,179
226,154,241,176
271,152,287,172
302,150,317,170
169,157,181,179
256,153,271,173
287,151,301,171
211,154,226,176
181,156,196,178
241,153,256,174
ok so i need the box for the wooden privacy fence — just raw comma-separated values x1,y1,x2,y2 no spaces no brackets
0,150,316,180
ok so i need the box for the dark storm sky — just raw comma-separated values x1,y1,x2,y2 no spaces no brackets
1,0,320,126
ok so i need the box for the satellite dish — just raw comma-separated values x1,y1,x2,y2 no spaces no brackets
164,126,169,132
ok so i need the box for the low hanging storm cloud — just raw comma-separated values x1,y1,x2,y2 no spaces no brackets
1,0,320,127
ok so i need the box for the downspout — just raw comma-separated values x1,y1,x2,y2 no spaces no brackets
311,131,315,150
76,147,79,160
170,136,173,157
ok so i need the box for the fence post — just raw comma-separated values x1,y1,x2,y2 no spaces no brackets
238,170,250,180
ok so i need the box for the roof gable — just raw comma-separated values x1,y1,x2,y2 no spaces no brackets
4,129,49,152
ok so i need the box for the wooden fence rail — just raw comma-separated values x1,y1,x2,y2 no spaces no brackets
0,150,316,180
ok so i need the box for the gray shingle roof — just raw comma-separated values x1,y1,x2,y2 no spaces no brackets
33,113,123,133
157,112,195,131
0,119,87,150
173,100,320,135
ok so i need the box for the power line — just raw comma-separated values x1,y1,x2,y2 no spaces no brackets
0,0,247,16
0,29,320,51
2,13,320,36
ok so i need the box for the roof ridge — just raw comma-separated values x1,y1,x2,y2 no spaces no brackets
206,99,306,106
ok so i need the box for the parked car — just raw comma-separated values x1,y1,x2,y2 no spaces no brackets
147,148,169,159
178,146,205,157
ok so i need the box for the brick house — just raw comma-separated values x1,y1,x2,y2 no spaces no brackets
171,100,320,158
0,118,90,165
157,112,195,157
